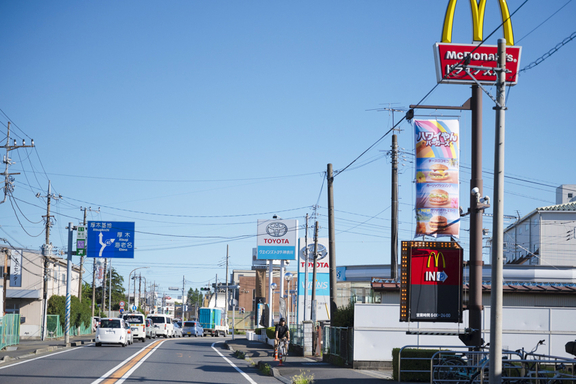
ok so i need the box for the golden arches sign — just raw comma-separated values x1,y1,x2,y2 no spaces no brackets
427,251,446,269
442,0,514,46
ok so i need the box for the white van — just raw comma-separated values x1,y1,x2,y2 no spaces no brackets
122,313,146,342
147,314,174,338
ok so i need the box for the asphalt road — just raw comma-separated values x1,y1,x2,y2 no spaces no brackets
0,336,280,384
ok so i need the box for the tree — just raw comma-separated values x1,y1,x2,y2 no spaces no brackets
187,288,203,307
94,267,125,310
48,294,91,328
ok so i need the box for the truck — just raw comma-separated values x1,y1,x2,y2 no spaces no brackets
198,307,229,337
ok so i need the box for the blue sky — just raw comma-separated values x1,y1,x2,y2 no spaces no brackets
1,1,574,297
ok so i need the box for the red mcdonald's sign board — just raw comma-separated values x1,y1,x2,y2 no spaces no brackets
400,241,463,323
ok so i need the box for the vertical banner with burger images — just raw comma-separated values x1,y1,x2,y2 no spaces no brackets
414,119,460,238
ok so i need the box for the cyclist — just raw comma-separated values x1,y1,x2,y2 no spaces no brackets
274,318,290,357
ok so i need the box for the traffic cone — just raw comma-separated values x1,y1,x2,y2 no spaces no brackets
279,354,283,366
274,349,279,361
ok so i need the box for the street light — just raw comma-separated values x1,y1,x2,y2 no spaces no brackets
284,273,293,326
128,267,150,307
270,282,277,325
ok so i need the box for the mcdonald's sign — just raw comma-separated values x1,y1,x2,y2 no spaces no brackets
433,0,522,85
400,241,463,323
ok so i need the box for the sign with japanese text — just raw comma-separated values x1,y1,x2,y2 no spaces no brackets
9,250,22,287
296,237,330,323
87,221,135,258
435,0,521,85
76,225,87,256
256,219,298,260
434,43,521,85
414,119,460,238
400,241,463,323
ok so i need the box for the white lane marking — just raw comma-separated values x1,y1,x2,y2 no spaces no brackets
211,342,257,384
115,340,166,384
0,346,81,370
91,340,166,384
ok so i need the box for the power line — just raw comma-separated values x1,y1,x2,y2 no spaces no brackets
520,31,576,73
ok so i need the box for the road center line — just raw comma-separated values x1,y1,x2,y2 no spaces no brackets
92,339,165,384
211,342,257,384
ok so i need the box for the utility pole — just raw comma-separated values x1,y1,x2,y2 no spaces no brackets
327,164,337,322
1,122,34,205
182,275,185,320
138,273,142,309
101,259,107,314
311,221,319,324
304,213,309,321
78,208,87,302
91,259,96,319
39,180,59,341
108,259,112,317
225,245,229,328
2,248,8,316
65,223,74,344
489,38,507,384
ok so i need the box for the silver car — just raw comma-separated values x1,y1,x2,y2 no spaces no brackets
173,321,183,337
181,321,204,337
145,318,157,339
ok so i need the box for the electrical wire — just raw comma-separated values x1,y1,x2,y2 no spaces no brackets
515,0,573,44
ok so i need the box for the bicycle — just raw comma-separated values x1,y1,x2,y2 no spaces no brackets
277,338,289,364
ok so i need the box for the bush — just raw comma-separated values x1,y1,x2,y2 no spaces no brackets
48,295,92,329
332,301,354,327
265,327,276,339
392,348,439,382
254,328,262,335
292,370,314,384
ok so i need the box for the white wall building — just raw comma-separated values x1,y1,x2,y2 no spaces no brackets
1,249,81,339
503,199,576,266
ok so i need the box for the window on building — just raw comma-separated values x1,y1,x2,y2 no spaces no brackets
569,193,573,198
62,273,66,284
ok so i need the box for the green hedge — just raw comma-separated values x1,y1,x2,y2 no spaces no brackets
265,327,276,339
392,348,439,382
48,295,91,329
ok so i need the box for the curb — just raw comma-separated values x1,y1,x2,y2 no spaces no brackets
225,342,291,384
0,339,94,365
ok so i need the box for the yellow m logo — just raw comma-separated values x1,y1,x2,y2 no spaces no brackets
427,251,446,268
442,0,514,45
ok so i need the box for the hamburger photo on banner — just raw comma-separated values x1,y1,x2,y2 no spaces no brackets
428,215,448,232
428,189,449,206
428,163,449,181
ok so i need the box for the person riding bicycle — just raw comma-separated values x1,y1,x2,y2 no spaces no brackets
274,318,290,355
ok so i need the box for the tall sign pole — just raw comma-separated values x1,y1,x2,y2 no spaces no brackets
489,38,507,384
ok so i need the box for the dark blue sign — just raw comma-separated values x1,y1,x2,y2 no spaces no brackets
87,221,135,258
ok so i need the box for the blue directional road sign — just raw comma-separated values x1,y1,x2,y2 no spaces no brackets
87,221,135,258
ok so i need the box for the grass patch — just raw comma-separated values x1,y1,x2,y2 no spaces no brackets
234,350,246,359
259,363,272,376
292,370,314,384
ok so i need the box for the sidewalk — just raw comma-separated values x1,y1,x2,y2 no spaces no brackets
225,337,413,384
0,335,95,364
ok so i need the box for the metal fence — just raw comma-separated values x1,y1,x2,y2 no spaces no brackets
46,315,92,338
322,325,354,365
0,314,20,350
291,324,304,347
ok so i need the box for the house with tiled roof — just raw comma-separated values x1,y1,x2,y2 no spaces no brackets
503,185,576,266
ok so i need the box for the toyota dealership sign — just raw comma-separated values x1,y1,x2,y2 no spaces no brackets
257,219,298,260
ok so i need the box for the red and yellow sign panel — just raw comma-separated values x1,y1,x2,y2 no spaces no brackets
400,241,463,323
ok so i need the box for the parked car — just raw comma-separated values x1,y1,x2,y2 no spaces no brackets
95,318,130,347
181,321,204,337
173,321,183,337
122,313,146,342
145,318,157,339
147,314,174,338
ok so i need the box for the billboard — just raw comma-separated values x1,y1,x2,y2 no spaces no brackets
256,219,298,260
400,241,463,323
435,0,521,85
9,250,22,287
414,119,460,238
296,238,330,323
